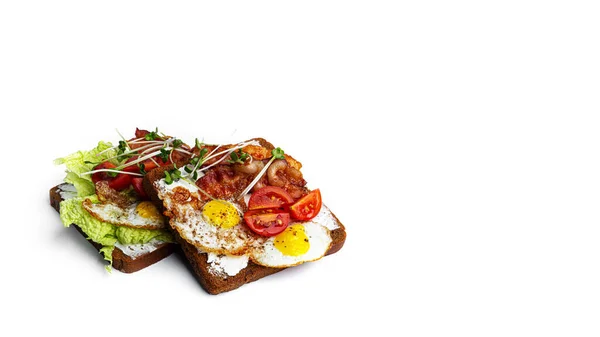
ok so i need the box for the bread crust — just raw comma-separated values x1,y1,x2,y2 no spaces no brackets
176,221,346,295
143,138,347,294
49,185,176,273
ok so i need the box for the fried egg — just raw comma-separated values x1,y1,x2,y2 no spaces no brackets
82,199,166,229
249,222,332,268
155,179,261,255
154,178,334,268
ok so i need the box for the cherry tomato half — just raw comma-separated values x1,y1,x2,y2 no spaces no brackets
123,156,170,173
91,161,132,191
243,209,291,237
289,189,322,221
131,177,148,199
247,186,294,211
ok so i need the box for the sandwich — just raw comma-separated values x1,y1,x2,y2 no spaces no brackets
52,129,346,292
51,128,191,272
144,137,346,294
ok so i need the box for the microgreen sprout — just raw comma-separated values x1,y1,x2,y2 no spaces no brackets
144,128,160,141
116,140,130,161
159,148,170,163
172,139,183,148
272,147,285,159
227,149,249,164
164,168,182,185
238,147,286,199
138,163,146,175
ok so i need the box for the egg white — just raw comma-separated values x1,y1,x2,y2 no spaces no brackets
249,222,332,268
82,199,166,229
155,179,336,266
155,179,262,255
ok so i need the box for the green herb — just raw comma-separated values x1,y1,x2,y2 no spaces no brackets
138,163,146,175
144,128,160,141
272,147,285,159
227,149,249,164
164,170,173,184
118,140,127,152
164,168,182,185
116,140,129,161
107,170,118,178
195,138,203,150
199,147,208,159
172,139,183,148
159,148,170,163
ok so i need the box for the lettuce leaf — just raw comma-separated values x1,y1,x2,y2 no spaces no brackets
59,196,117,269
59,195,173,270
60,196,117,246
99,246,115,272
116,226,174,245
64,172,95,198
54,141,116,197
56,141,174,271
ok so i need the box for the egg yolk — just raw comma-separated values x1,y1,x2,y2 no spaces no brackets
135,201,161,220
202,200,240,229
274,224,310,256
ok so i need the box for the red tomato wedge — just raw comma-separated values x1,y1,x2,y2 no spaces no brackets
131,177,147,199
91,161,132,191
123,156,170,173
243,209,291,237
248,186,294,210
289,189,322,221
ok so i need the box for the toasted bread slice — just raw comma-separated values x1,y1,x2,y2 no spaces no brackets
144,138,347,294
49,185,176,273
175,216,346,294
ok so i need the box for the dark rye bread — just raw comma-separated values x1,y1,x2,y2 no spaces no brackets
176,218,346,295
143,139,347,294
49,185,176,273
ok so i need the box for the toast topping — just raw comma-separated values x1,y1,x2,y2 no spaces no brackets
155,172,333,269
82,198,167,230
205,251,249,277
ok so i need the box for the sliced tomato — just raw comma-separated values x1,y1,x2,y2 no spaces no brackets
131,177,148,199
123,156,170,174
248,186,294,210
289,189,322,221
91,161,132,191
243,209,290,237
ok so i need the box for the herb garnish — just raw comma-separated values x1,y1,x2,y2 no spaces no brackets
164,168,182,185
238,147,286,199
227,149,249,164
144,128,160,141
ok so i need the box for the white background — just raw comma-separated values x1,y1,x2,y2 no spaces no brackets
1,1,599,336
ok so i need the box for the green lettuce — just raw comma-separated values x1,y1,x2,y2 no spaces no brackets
116,226,173,245
54,141,116,197
59,195,173,270
56,141,175,271
59,196,117,270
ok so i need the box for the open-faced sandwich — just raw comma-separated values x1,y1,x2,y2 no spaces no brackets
144,137,346,294
51,128,192,272
51,129,346,292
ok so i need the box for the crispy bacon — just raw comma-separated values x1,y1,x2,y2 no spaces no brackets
195,140,308,200
95,181,135,208
196,165,253,201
